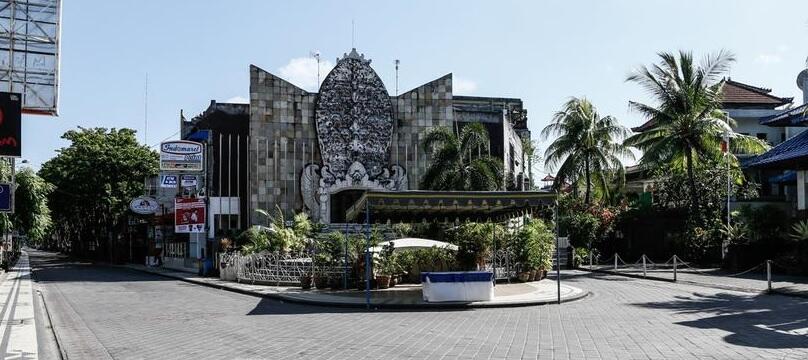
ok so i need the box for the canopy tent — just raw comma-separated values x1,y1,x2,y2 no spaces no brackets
343,190,560,308
345,190,556,223
370,238,459,253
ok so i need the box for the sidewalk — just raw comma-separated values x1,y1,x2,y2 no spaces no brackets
122,264,588,308
0,251,38,359
585,264,808,297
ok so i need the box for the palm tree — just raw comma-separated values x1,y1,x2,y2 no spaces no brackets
520,138,541,190
421,123,503,191
542,97,633,204
624,50,768,210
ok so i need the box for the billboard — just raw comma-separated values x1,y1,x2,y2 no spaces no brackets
175,197,205,233
0,0,62,115
0,183,10,212
0,92,20,157
160,140,203,172
160,174,178,188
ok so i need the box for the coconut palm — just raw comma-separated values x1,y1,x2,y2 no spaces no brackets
542,97,633,204
421,123,503,191
624,50,769,210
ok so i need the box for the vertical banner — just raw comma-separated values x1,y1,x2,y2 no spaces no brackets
0,92,22,157
175,198,206,233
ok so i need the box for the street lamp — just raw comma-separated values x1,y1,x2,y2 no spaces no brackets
722,130,731,260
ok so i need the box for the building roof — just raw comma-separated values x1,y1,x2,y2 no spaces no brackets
759,103,808,127
744,129,808,169
632,79,793,132
722,79,792,106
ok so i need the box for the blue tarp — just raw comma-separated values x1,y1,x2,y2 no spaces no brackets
421,271,494,283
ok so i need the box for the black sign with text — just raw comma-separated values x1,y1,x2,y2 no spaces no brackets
0,92,21,157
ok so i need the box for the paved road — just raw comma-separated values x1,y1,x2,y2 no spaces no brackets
28,249,808,360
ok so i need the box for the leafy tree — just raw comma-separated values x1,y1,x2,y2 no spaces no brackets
542,97,633,204
13,168,53,246
421,123,503,191
624,50,768,211
39,128,158,259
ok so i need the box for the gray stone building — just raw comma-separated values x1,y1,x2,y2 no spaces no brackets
249,48,530,224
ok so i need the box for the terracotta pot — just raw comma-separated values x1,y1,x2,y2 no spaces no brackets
540,270,547,280
376,275,391,289
517,272,530,282
300,275,312,290
314,275,329,289
529,269,538,281
389,276,398,287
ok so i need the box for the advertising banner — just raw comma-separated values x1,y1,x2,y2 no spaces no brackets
175,198,205,233
0,183,11,212
129,196,159,215
160,174,178,188
160,140,203,172
0,93,22,157
180,175,198,188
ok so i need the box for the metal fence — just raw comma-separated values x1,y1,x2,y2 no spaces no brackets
220,252,349,285
483,248,522,281
580,253,808,297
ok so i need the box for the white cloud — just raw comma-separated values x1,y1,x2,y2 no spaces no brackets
453,76,478,94
756,54,782,64
224,96,249,104
278,57,335,91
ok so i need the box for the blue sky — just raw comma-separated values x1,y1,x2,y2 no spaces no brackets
21,0,808,176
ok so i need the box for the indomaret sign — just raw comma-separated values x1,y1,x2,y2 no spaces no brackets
160,140,203,171
0,92,21,157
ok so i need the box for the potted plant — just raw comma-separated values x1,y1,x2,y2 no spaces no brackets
300,272,312,290
375,243,397,289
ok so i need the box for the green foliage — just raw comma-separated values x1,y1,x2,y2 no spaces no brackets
421,123,504,191
573,247,599,267
513,219,556,270
394,247,457,283
39,128,159,256
735,204,787,244
542,97,633,204
244,206,313,254
789,220,808,242
391,223,412,238
447,222,503,270
625,50,768,210
13,168,54,245
720,222,750,246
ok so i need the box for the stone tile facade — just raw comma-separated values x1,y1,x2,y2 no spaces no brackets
249,55,528,224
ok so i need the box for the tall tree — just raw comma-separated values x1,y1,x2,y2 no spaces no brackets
624,50,768,210
13,168,53,246
421,123,503,191
39,128,158,259
542,97,633,204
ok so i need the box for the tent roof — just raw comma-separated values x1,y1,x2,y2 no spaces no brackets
345,190,556,223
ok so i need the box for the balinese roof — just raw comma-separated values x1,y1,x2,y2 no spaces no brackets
760,103,808,127
345,190,556,223
632,79,793,132
541,175,555,182
744,129,808,170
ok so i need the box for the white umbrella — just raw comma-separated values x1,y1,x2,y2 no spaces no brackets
370,238,458,253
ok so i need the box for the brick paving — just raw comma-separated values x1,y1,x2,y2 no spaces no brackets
28,250,808,359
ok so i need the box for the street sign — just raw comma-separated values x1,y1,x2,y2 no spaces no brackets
160,140,203,172
129,196,159,215
160,174,178,188
0,92,21,157
0,183,10,212
180,175,198,188
175,197,205,233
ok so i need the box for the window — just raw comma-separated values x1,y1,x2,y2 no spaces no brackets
756,133,768,141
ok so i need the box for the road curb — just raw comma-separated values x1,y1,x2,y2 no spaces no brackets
123,266,589,309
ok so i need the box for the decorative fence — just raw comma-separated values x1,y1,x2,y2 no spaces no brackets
483,248,521,281
220,252,349,285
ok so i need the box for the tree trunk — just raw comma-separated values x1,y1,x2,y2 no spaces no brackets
584,156,592,204
685,147,699,212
